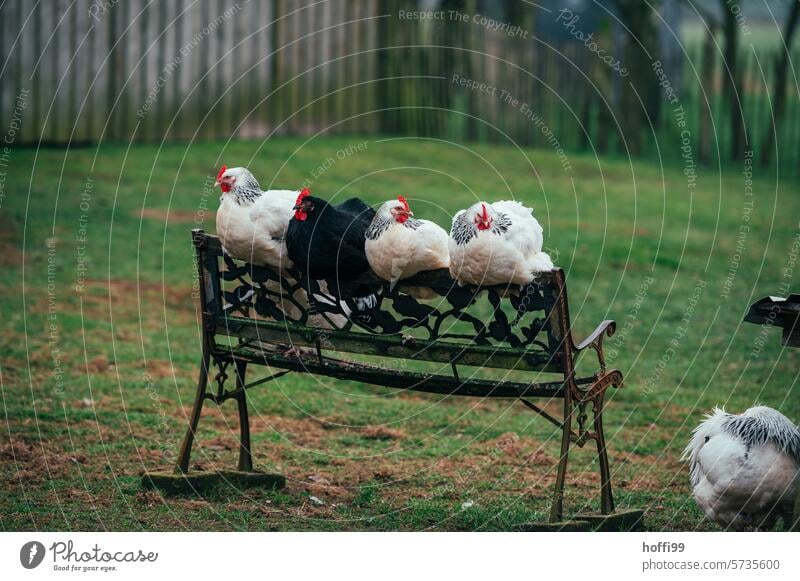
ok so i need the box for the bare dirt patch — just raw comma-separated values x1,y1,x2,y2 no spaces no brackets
136,208,201,223
250,414,331,447
86,355,114,374
0,218,23,266
144,359,178,380
358,426,406,440
0,436,87,484
72,278,199,333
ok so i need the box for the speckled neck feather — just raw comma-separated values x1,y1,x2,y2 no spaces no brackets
451,209,511,246
366,214,421,240
723,411,800,462
232,172,263,205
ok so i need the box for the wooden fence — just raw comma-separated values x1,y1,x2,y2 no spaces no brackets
0,0,384,144
1,0,798,174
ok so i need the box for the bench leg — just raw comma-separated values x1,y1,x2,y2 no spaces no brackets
233,360,253,472
550,397,573,523
146,355,286,494
593,394,615,515
176,350,211,474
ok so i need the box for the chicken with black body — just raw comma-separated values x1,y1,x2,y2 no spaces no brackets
286,190,378,322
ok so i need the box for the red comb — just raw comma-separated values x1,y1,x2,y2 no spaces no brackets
296,188,311,204
480,203,489,220
216,165,227,183
397,196,410,212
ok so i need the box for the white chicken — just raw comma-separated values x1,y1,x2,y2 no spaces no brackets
214,165,345,329
448,200,553,287
365,196,450,289
684,406,800,530
215,165,296,271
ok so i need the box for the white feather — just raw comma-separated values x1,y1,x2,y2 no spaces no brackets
365,200,450,286
216,187,296,271
683,406,800,530
449,200,553,286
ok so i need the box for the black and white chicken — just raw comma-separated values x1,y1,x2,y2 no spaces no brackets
215,166,348,329
214,165,296,271
449,200,554,286
684,406,800,530
365,196,450,288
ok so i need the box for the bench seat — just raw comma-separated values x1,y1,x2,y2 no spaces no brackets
211,341,575,400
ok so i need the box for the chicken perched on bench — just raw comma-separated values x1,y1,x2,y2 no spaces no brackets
286,190,378,322
214,166,346,330
214,165,296,271
684,406,800,530
365,196,450,298
449,200,554,287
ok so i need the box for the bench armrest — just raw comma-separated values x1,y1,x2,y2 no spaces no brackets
572,320,616,371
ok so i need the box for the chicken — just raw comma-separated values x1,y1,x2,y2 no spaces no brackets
286,190,377,320
214,166,346,330
683,406,800,530
214,165,295,271
286,191,375,280
365,196,450,290
448,200,553,287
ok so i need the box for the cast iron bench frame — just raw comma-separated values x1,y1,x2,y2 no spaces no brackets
145,229,641,529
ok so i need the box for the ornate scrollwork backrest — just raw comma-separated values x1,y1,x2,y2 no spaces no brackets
197,232,563,364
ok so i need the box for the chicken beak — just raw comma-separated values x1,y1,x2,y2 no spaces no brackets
293,204,301,211
406,211,414,217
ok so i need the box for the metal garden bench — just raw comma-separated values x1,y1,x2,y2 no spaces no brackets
143,229,643,530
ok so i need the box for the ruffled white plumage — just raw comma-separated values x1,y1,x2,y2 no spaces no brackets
683,406,800,530
366,221,450,283
216,188,297,271
449,200,553,286
365,199,450,299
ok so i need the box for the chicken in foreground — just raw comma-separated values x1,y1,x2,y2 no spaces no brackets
214,165,296,271
448,200,553,287
365,196,450,292
683,406,800,530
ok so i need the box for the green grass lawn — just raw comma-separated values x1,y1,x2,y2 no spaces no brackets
1,136,799,531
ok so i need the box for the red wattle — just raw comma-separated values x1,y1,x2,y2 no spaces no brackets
220,183,232,193
294,210,307,221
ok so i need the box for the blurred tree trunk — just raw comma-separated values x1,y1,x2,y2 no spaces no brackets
760,0,800,166
698,22,718,163
720,0,745,159
437,0,474,139
376,0,394,134
610,0,661,155
594,17,617,154
660,0,683,94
